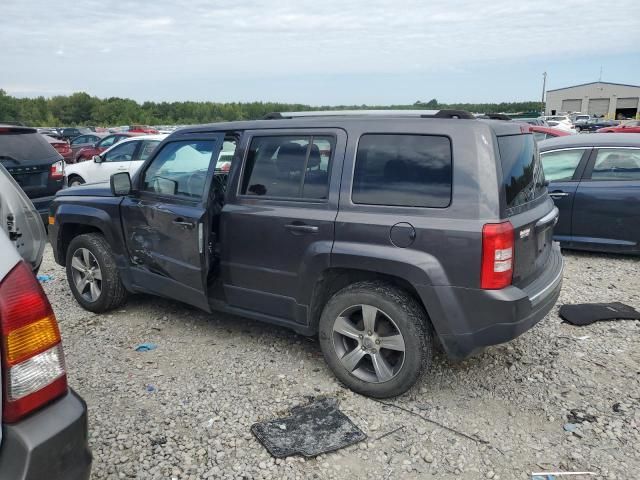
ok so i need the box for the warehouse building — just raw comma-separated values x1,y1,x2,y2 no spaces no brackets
545,81,640,119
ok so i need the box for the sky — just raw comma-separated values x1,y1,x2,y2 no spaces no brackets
1,0,639,105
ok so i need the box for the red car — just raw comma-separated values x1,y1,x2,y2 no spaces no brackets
528,125,571,142
74,133,140,162
596,120,640,133
42,134,73,163
128,125,159,134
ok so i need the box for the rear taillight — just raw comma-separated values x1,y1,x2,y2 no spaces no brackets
481,221,514,289
50,160,64,179
0,262,67,422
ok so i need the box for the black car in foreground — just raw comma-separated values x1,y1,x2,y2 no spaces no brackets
540,133,640,255
49,110,563,398
0,125,65,223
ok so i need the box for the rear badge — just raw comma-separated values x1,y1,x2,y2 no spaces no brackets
519,228,531,239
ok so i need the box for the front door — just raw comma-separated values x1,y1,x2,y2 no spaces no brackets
121,133,225,311
219,129,345,323
571,147,640,252
540,147,590,240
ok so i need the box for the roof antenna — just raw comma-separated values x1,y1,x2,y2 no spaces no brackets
599,66,602,82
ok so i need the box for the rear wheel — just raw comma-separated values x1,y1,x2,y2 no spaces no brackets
318,281,433,398
66,233,127,312
68,175,85,187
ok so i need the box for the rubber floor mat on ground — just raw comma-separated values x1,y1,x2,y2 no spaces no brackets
251,397,366,458
559,302,640,326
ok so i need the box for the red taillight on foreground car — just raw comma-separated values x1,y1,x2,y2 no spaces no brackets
481,221,514,289
50,160,65,180
0,262,67,423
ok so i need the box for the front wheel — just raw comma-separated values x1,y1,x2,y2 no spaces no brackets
66,233,127,312
318,281,433,398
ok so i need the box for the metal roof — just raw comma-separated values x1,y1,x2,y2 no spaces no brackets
546,81,640,93
539,133,640,150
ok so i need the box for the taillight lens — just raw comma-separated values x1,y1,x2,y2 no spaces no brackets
481,222,514,289
0,262,67,422
50,160,64,180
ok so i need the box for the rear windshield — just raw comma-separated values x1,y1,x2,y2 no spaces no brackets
498,134,545,209
0,130,60,166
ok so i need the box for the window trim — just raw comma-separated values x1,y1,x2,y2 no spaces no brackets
540,147,591,182
236,133,335,203
349,132,454,209
582,146,640,182
136,135,224,205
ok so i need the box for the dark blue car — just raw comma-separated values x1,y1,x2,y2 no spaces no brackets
539,133,640,255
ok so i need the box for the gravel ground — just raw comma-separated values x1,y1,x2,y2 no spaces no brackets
40,246,639,480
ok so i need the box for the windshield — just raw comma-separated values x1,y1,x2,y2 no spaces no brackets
498,134,546,210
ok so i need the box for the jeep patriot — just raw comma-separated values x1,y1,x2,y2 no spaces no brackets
49,110,563,398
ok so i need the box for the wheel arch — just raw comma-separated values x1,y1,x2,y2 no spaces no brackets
308,267,431,334
53,205,124,266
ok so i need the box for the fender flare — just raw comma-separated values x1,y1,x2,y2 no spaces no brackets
54,203,125,260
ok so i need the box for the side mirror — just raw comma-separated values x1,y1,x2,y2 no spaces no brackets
93,155,103,163
110,172,132,196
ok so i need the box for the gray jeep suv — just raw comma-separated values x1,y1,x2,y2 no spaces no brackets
49,110,563,398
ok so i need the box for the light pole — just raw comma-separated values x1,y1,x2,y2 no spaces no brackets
541,72,547,116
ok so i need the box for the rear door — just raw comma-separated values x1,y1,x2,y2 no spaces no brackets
497,133,555,286
121,133,225,311
571,147,640,252
219,129,344,322
0,127,63,201
539,147,591,239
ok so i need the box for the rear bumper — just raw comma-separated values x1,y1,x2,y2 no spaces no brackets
0,390,91,480
421,243,564,359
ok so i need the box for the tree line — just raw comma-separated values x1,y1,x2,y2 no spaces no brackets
0,90,542,127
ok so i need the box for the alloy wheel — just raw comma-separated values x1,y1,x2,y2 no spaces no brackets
332,304,406,383
70,248,102,302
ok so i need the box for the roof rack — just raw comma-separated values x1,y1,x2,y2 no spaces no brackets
263,109,475,120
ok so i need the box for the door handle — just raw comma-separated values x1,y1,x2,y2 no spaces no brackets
173,218,195,229
284,223,319,234
549,192,570,198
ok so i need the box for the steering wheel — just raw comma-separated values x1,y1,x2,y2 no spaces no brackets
186,172,203,197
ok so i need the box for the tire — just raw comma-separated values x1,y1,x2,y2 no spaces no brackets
65,233,127,312
68,175,85,187
575,126,581,133
318,281,433,398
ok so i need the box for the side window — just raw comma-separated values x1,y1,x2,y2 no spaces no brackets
241,135,333,199
103,141,137,162
591,149,640,181
98,136,117,148
540,149,585,181
142,140,216,199
138,140,160,161
352,134,452,208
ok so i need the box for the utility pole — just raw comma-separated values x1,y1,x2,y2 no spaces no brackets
541,72,547,116
599,66,603,82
